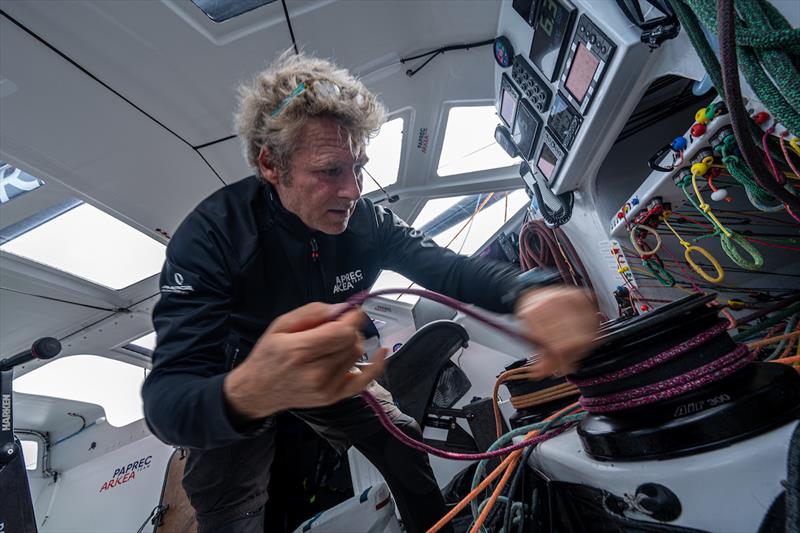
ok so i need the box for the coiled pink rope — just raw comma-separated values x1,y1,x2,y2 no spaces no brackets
578,345,753,413
568,321,729,387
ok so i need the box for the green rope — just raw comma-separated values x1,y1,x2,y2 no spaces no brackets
734,301,800,340
677,177,765,270
764,314,799,360
721,231,764,270
681,0,800,136
474,496,524,533
714,134,782,209
470,411,585,524
643,257,677,287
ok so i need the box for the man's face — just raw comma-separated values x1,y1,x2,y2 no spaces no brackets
260,117,365,234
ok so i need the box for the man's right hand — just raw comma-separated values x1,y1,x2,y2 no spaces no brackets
223,302,387,423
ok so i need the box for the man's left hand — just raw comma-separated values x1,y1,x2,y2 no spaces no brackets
515,286,600,379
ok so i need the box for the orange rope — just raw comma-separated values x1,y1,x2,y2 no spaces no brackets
426,453,519,533
468,453,522,533
747,330,800,349
771,354,800,365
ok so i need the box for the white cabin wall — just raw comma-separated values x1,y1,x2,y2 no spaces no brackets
32,435,172,533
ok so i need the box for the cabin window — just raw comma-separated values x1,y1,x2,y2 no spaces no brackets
370,270,420,305
0,201,165,290
20,439,39,470
413,189,529,256
13,355,146,427
190,0,276,23
370,189,528,302
362,117,404,195
437,106,520,177
125,331,157,356
0,161,44,205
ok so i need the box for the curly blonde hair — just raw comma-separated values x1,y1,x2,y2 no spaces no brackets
235,50,386,176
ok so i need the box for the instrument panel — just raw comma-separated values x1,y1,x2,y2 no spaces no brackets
498,0,638,192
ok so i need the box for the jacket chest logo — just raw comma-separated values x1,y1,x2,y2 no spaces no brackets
333,269,363,294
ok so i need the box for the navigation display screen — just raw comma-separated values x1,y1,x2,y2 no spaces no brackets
565,42,600,103
512,100,539,159
537,143,558,180
529,0,575,81
500,86,518,127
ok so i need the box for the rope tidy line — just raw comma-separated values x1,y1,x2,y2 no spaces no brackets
714,136,783,211
678,169,765,270
660,212,725,283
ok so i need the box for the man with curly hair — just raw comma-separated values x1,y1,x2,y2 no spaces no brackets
142,51,598,533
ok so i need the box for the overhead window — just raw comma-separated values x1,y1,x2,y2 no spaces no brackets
437,106,520,177
363,117,404,195
0,161,44,205
13,355,146,427
21,440,38,471
0,201,165,290
190,0,276,22
125,332,157,355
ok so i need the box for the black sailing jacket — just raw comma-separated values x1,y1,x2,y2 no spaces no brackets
142,176,528,450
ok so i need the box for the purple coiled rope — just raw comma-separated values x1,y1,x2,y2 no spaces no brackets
568,321,730,387
578,345,754,413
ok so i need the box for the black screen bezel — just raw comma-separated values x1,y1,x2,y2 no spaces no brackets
528,0,577,82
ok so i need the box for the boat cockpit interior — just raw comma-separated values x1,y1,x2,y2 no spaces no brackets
1,0,800,532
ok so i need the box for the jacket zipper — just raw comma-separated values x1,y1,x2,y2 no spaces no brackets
309,237,330,302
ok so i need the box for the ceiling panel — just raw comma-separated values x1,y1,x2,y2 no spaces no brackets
1,16,224,239
1,0,295,145
0,288,111,358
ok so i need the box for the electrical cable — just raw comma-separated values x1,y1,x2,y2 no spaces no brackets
280,0,299,55
401,38,494,77
0,286,120,313
362,166,399,203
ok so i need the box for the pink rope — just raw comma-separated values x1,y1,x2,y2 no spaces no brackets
579,345,753,413
568,322,728,387
779,132,800,179
347,288,531,346
359,390,574,460
763,129,785,186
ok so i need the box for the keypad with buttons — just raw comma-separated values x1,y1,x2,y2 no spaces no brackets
511,55,552,115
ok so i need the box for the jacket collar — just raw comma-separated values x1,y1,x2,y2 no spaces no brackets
260,179,316,239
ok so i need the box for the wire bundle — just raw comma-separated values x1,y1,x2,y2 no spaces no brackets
518,219,592,288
